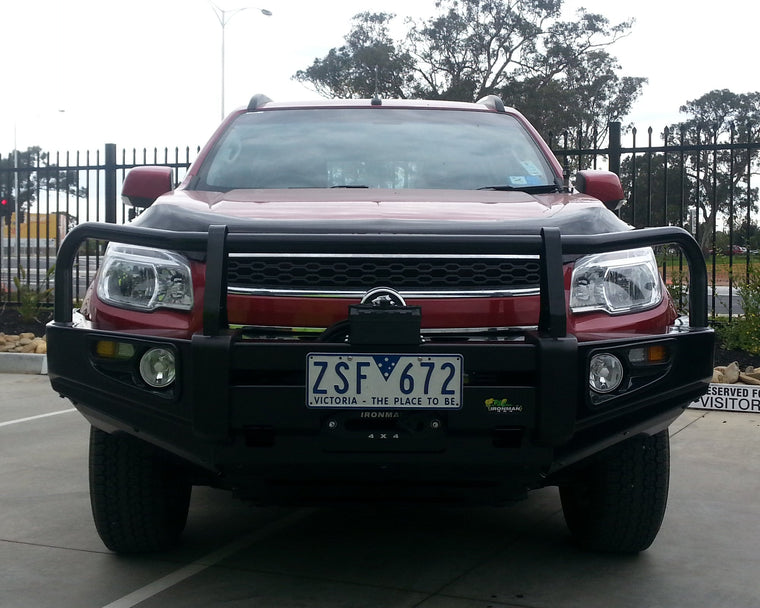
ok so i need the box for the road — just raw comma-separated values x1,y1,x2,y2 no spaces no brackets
1,373,759,607
708,286,745,317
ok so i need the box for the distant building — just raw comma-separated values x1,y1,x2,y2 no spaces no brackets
1,211,74,243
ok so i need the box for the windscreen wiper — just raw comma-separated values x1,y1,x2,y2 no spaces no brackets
476,184,562,193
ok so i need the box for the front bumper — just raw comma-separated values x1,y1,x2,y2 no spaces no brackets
47,224,714,502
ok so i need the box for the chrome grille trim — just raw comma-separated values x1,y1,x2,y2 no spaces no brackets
235,325,537,335
227,287,540,298
227,253,541,259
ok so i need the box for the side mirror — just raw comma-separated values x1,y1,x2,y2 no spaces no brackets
122,166,173,208
574,170,625,212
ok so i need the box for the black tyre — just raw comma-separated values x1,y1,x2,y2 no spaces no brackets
559,430,670,553
89,426,192,553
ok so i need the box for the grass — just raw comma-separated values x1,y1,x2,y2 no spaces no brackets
658,252,757,287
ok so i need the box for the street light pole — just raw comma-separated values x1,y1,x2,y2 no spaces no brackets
13,124,19,262
208,2,272,121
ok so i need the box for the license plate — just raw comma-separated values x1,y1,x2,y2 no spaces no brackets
307,353,462,409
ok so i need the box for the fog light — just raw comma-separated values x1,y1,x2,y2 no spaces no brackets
139,348,176,388
589,353,624,393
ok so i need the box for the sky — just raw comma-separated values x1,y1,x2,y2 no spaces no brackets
1,0,759,154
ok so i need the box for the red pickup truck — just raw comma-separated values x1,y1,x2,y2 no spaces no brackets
47,96,713,555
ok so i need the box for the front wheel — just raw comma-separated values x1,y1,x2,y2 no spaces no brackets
89,427,192,553
559,430,670,553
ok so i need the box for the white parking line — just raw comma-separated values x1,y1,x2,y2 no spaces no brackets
0,408,76,428
101,509,313,608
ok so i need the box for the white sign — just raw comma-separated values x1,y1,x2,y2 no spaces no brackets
689,384,760,413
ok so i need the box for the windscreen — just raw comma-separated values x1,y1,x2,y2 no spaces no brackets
194,108,557,191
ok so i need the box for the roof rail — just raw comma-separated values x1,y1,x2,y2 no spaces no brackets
476,95,506,113
248,94,272,111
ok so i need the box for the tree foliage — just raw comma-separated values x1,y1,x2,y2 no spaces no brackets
294,0,645,137
293,12,417,99
733,217,760,251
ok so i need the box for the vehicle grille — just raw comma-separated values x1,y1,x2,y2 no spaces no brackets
227,255,541,292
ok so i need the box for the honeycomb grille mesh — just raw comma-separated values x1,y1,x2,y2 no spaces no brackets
227,257,541,291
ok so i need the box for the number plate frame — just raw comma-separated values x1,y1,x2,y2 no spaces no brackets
306,353,463,409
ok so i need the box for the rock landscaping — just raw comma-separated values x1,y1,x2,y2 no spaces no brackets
0,332,47,354
712,361,760,385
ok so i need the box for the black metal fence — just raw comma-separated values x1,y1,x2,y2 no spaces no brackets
550,122,760,319
1,123,759,320
0,145,197,308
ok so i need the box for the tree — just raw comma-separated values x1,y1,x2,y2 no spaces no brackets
730,217,760,252
0,146,87,221
294,0,645,137
293,12,417,99
666,89,760,251
504,49,645,144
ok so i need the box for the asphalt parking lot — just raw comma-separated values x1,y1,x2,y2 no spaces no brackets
2,372,759,608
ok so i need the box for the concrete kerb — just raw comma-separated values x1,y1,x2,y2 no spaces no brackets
0,353,48,375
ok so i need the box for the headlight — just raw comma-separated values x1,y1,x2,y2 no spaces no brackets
570,247,662,314
97,244,193,311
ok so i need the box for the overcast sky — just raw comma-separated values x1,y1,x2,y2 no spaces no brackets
1,0,758,153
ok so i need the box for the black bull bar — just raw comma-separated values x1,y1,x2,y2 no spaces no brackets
48,223,711,457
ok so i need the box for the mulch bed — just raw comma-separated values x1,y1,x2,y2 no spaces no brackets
0,306,52,337
713,346,760,371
